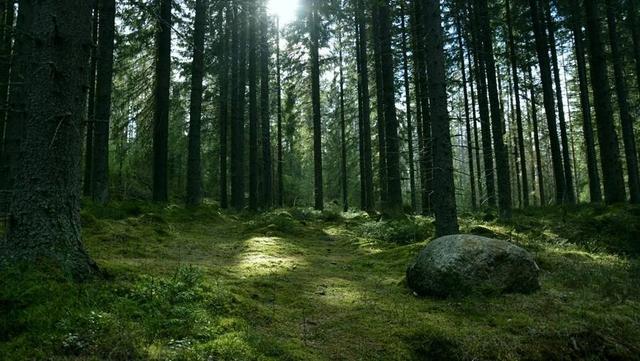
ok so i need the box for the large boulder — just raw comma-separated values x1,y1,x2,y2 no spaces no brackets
406,234,540,297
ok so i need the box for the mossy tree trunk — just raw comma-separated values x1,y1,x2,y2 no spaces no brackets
0,0,98,279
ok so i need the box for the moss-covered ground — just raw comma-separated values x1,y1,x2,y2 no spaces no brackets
1,203,639,360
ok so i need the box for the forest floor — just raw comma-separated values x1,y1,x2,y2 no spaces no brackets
1,202,640,360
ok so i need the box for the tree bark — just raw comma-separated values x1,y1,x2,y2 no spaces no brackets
528,0,566,205
219,5,231,209
338,22,348,213
571,0,601,203
152,0,172,203
606,0,640,204
248,3,258,211
584,0,627,204
231,4,247,210
0,0,98,279
528,66,546,205
83,7,98,197
309,0,323,210
400,0,416,212
424,0,459,235
276,17,284,207
92,0,116,205
186,0,207,207
260,3,272,209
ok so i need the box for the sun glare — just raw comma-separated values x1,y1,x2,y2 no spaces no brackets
267,0,300,26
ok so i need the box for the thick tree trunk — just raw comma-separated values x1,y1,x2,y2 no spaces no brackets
584,0,627,204
260,4,272,209
92,0,116,205
606,0,640,204
544,0,575,204
83,8,98,197
571,0,601,203
506,0,528,207
309,0,323,210
152,0,172,202
424,0,459,235
372,5,387,207
0,0,98,279
186,0,207,207
528,0,566,205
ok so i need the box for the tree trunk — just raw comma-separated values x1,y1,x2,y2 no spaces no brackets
309,0,323,210
338,23,348,213
477,0,512,218
571,0,601,203
628,0,640,95
372,4,387,207
186,0,206,207
528,0,566,205
544,0,575,204
469,1,495,208
424,0,459,235
606,0,640,204
231,5,247,210
456,18,476,210
92,0,116,205
219,5,231,209
248,3,258,211
528,66,546,205
400,0,416,212
584,0,626,204
276,17,284,207
260,3,272,209
83,7,98,197
0,0,98,279
506,0,528,207
0,0,13,132
152,0,172,203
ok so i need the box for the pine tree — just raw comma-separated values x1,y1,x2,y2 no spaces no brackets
309,0,323,210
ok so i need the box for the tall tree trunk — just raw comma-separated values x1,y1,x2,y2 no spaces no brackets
469,1,495,208
276,17,284,207
606,0,640,204
309,0,323,210
338,22,348,213
0,0,98,279
219,5,230,209
260,3,272,209
584,0,626,204
544,0,575,204
400,0,416,212
0,0,13,132
528,0,566,205
411,0,433,215
231,5,247,210
466,32,484,202
83,7,98,197
92,0,116,205
571,0,601,203
506,0,528,207
424,0,459,235
1,0,30,190
529,66,546,205
456,18,476,210
356,0,373,212
248,3,258,211
152,0,171,202
186,0,206,207
628,0,640,95
372,4,387,207
377,0,403,216
477,0,512,218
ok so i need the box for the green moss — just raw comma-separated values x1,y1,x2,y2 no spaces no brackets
1,203,639,360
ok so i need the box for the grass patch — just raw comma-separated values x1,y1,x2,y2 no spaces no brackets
1,203,639,360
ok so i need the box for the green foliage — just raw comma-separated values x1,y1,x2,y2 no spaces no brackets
354,216,434,244
2,203,640,360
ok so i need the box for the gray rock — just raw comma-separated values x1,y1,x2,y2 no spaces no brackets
406,234,540,297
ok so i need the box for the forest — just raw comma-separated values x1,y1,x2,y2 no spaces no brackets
0,0,640,359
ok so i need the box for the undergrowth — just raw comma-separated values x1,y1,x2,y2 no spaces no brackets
1,202,639,360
